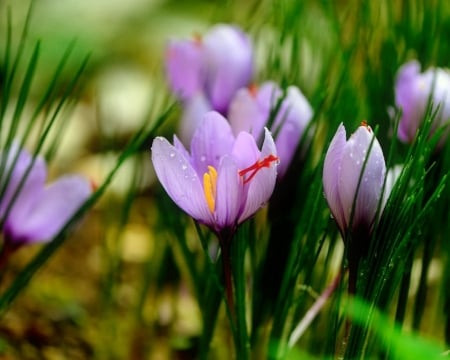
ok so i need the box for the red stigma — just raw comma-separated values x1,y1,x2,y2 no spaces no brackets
239,154,279,184
90,178,98,192
360,120,372,132
248,83,259,98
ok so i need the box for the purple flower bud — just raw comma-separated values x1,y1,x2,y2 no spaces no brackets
395,60,450,143
151,111,279,233
323,123,386,236
228,81,313,177
165,24,253,114
0,143,92,245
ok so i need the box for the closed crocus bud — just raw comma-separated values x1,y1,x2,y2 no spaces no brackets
323,123,386,237
395,60,450,143
229,81,313,177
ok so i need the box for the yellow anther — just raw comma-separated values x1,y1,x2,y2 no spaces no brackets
203,166,218,213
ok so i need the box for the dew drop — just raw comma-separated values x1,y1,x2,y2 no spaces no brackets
169,152,176,158
181,164,188,170
200,155,206,162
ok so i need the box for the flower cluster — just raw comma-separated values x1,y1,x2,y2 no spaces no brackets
166,25,313,179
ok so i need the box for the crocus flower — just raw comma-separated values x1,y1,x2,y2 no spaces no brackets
228,81,313,177
323,123,386,237
165,24,253,144
0,143,92,246
151,111,278,234
395,60,450,143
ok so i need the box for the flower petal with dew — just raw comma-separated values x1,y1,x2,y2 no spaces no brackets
323,123,386,236
0,143,92,245
151,111,278,233
229,81,313,177
395,60,450,143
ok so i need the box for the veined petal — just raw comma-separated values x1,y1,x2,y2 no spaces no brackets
214,156,243,229
5,176,91,243
190,111,235,174
239,128,278,223
338,126,386,230
152,137,212,224
323,124,346,233
165,40,203,100
203,24,253,113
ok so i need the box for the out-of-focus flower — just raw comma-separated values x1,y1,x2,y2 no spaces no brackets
395,60,450,143
323,123,386,236
228,81,313,177
165,24,253,144
0,143,92,245
151,111,278,234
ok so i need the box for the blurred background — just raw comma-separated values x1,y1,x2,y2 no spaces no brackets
1,0,450,359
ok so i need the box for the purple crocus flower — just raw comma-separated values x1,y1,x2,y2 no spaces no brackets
0,143,92,246
395,60,450,143
228,81,313,177
151,111,279,234
165,24,253,144
323,123,386,236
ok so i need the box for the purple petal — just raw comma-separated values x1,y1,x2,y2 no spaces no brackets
274,86,313,176
323,124,347,233
214,155,244,229
203,24,253,113
239,128,278,223
178,91,212,146
151,137,213,224
395,61,428,142
231,131,260,169
228,87,261,136
190,111,235,174
165,39,203,100
5,176,91,243
429,67,450,131
0,144,47,219
338,126,386,230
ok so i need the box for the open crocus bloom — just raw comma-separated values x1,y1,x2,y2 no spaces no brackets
151,111,279,233
323,123,386,236
395,60,450,143
166,24,253,112
0,143,92,245
228,81,313,177
165,24,253,144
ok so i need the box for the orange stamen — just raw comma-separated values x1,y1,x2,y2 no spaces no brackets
239,154,279,184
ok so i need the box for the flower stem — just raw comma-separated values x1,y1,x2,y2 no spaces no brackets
288,269,342,348
221,239,235,320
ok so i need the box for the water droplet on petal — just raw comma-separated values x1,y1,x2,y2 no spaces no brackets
182,164,188,170
170,152,176,158
200,155,206,162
